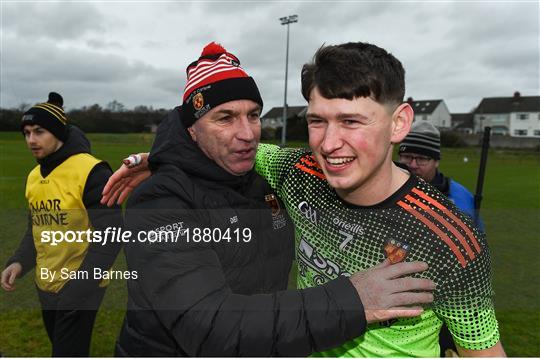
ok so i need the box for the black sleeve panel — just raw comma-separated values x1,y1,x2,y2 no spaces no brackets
126,195,366,357
5,212,36,277
58,162,123,307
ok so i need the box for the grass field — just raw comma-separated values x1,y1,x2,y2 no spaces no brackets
1,131,539,356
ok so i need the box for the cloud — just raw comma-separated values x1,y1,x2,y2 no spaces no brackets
86,39,124,50
1,36,180,109
2,2,106,41
1,2,538,113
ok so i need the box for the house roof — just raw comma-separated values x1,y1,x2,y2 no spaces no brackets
262,106,306,119
451,113,474,129
409,100,443,115
474,95,540,114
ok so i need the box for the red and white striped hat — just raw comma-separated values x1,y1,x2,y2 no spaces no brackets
181,42,263,127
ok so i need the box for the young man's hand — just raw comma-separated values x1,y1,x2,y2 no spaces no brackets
349,259,435,323
1,262,23,291
101,152,151,206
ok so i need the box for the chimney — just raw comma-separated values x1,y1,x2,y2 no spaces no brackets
512,91,521,106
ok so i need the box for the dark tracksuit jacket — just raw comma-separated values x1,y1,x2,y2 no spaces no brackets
115,107,367,357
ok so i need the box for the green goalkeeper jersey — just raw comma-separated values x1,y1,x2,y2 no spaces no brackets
255,144,499,357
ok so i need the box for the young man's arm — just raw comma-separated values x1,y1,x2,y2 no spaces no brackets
5,213,36,274
457,341,506,357
82,162,124,264
1,214,36,291
58,162,123,308
436,227,504,356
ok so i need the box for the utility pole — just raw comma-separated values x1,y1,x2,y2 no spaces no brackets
279,14,298,146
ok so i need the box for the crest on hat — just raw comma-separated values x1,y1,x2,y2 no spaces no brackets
193,93,204,111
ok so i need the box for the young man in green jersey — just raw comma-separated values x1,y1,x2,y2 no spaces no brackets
254,42,504,357
101,42,504,357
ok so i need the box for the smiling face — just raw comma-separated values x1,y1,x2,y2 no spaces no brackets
188,99,262,176
307,87,412,203
23,124,63,159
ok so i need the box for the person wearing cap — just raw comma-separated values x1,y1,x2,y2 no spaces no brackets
113,42,434,357
1,93,123,356
398,121,483,230
104,42,504,357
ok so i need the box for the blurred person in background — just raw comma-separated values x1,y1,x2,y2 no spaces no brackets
1,92,123,357
399,121,483,231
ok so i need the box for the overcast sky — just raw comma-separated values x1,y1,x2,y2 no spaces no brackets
1,1,538,114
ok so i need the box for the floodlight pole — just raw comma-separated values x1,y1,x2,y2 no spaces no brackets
279,14,298,146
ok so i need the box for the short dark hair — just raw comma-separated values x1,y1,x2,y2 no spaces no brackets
301,42,405,107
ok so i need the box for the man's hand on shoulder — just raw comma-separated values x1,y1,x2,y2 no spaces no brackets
349,259,435,323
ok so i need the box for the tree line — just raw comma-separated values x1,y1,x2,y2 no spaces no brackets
1,102,169,133
0,102,470,146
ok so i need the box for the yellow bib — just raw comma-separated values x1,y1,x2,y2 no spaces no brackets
26,153,109,292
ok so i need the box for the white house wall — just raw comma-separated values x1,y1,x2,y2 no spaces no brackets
474,113,510,135
432,102,451,128
413,102,451,128
509,112,540,137
261,117,284,129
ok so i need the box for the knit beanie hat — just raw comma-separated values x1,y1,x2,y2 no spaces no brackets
47,92,64,107
399,121,441,160
181,42,263,128
21,100,68,142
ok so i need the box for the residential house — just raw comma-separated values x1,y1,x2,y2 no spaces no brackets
407,98,452,129
261,105,308,141
473,92,540,137
451,113,474,134
261,106,306,129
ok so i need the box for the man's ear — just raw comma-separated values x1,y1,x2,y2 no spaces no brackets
390,103,414,144
187,126,197,142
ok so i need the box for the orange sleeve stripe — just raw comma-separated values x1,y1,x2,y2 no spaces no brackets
300,156,321,169
397,200,467,268
294,163,326,180
411,188,481,253
404,194,476,261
